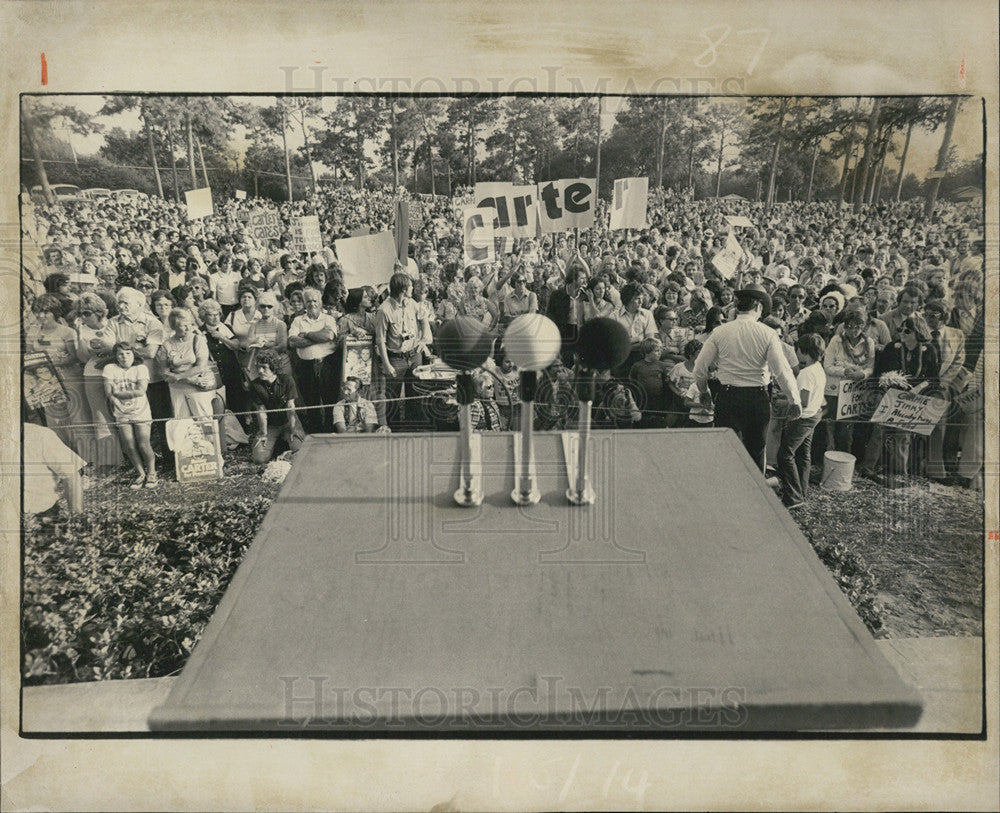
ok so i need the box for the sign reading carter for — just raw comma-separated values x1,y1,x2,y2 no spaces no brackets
289,215,323,253
247,209,282,241
870,388,949,435
836,378,882,420
609,177,649,230
166,417,224,483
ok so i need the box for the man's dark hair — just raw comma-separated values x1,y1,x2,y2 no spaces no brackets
389,272,412,298
795,332,826,361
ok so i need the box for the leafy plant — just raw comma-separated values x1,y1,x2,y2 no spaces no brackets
22,491,274,685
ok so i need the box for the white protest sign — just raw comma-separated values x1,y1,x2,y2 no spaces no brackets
475,182,539,238
333,231,397,289
452,191,476,219
184,187,214,220
711,232,744,279
609,177,649,230
463,207,496,266
289,215,323,253
870,388,948,435
836,378,882,420
535,178,596,233
726,215,754,229
235,190,247,200
247,209,282,241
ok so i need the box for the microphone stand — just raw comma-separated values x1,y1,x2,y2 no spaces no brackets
567,366,597,505
453,370,483,506
511,369,540,505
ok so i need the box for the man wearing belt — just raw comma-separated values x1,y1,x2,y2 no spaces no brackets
693,283,802,471
374,272,421,428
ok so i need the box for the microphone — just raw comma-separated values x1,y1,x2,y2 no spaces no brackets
568,317,631,505
502,314,561,505
437,316,494,506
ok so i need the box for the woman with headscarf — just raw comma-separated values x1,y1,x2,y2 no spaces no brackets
859,315,940,486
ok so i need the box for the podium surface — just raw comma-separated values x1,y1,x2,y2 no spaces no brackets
150,429,921,731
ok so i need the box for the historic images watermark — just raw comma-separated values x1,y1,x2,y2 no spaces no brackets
277,673,749,730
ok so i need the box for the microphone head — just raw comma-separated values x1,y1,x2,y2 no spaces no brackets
437,316,494,371
502,313,562,371
576,317,631,371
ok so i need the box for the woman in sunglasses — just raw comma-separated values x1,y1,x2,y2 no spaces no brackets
859,315,940,487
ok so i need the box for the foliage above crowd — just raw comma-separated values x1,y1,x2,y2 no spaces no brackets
22,95,983,207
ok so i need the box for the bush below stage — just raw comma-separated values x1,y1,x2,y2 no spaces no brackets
22,491,274,686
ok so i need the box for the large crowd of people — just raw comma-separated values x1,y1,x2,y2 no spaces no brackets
20,180,986,513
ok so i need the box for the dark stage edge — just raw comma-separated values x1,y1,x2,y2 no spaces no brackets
149,429,922,732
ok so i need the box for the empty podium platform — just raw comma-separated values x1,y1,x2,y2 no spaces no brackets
149,429,921,732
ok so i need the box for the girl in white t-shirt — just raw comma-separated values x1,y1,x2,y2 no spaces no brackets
102,342,157,488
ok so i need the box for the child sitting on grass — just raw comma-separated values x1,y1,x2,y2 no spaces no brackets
778,332,827,509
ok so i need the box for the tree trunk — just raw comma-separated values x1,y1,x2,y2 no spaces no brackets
23,111,54,205
837,141,853,208
196,135,209,188
872,153,887,203
469,107,477,186
165,116,181,204
280,106,293,202
427,133,436,196
300,116,317,198
764,98,788,213
186,111,197,189
852,98,882,212
924,96,959,218
389,102,399,188
412,136,418,192
895,119,914,201
142,104,165,199
594,96,602,198
806,140,819,202
714,120,725,198
656,101,667,189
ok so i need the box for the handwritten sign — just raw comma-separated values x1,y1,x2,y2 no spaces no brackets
836,378,882,420
289,215,323,253
407,200,424,229
247,209,282,241
22,351,68,411
166,417,224,482
711,232,744,279
870,388,948,435
725,215,754,229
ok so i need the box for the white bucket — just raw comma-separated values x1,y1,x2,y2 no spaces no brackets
821,451,855,491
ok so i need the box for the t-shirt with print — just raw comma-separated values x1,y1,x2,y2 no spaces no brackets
102,362,151,421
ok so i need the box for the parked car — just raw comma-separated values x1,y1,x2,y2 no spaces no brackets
29,184,84,204
83,187,112,199
113,189,149,201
